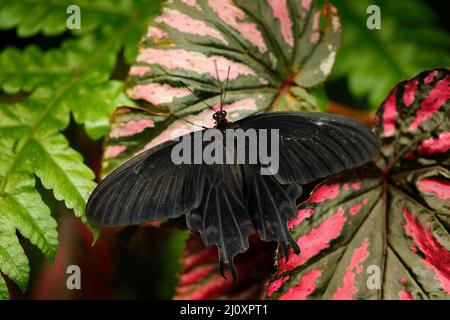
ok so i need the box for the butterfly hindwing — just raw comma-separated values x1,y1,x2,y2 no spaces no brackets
188,164,255,278
244,165,301,257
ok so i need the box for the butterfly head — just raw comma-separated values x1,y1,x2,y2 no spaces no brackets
212,110,228,128
213,110,227,121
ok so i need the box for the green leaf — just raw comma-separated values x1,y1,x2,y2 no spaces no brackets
0,212,30,299
0,0,164,298
102,0,341,175
67,80,137,139
331,0,450,108
266,68,450,300
0,46,71,94
0,0,160,39
0,269,9,300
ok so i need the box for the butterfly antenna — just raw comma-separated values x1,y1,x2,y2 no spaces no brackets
147,109,208,130
214,60,224,111
179,81,216,113
221,66,231,112
177,116,208,130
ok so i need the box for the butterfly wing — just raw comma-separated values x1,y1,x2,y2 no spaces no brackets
236,112,379,185
243,164,302,256
86,134,207,226
86,129,255,277
188,163,255,278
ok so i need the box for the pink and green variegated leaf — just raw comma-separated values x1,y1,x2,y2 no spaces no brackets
102,0,341,174
174,234,275,300
266,68,450,300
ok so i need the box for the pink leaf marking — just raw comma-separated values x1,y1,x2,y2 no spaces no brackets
104,145,126,158
116,107,131,114
399,291,413,300
137,49,256,81
301,0,312,10
308,184,340,203
418,131,450,155
129,66,151,77
382,88,397,137
279,269,322,300
352,181,362,190
146,27,168,40
288,208,314,229
183,252,217,272
332,238,370,300
409,75,450,131
208,0,267,52
349,198,369,216
266,276,289,296
181,0,201,10
424,70,438,84
110,119,155,138
178,265,216,286
322,3,340,32
319,44,336,76
403,78,419,107
403,207,450,294
417,178,450,201
278,208,347,274
268,0,294,47
156,9,227,44
332,15,340,32
310,12,320,44
130,83,190,105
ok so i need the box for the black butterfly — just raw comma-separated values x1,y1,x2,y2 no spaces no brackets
86,107,379,279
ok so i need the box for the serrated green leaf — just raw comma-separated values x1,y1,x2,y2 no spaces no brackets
0,272,9,300
0,0,164,62
69,80,137,140
0,0,151,35
0,213,30,295
0,0,164,299
0,84,109,296
0,46,70,94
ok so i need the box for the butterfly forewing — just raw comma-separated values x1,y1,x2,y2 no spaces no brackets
236,112,379,184
86,137,207,226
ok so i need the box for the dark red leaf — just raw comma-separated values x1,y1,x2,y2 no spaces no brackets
174,234,276,300
266,68,450,300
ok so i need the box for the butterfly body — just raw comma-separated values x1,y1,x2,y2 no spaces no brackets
87,111,379,278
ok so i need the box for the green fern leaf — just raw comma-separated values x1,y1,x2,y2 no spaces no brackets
0,0,163,62
0,0,163,299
